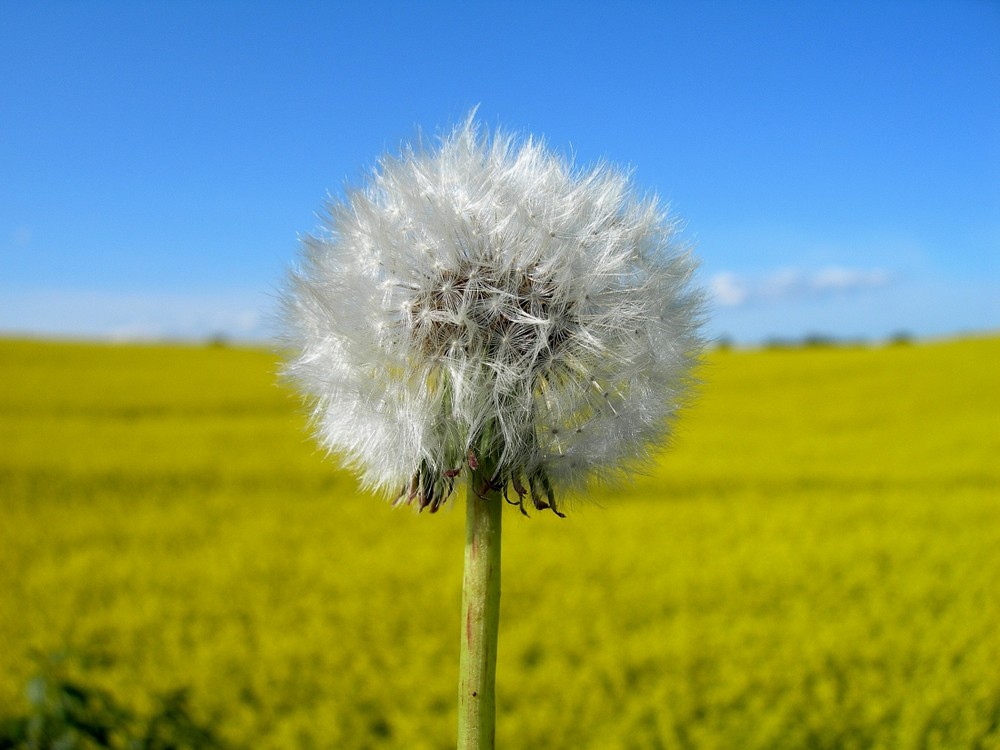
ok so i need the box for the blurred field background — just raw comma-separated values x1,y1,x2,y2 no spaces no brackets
1,336,998,749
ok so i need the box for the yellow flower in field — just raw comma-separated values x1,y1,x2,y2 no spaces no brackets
282,115,704,514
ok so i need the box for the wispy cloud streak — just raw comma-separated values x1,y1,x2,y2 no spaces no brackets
710,267,893,308
0,289,274,341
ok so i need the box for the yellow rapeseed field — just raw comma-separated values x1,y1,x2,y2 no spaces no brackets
1,336,998,748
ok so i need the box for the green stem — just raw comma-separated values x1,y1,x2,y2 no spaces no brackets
457,467,502,750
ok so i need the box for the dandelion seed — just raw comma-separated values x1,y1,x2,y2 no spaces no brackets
282,114,704,512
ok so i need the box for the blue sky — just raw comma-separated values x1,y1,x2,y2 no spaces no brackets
1,1,997,344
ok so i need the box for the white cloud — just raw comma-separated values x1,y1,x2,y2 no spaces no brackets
13,227,32,247
812,267,892,292
709,272,749,306
710,266,893,308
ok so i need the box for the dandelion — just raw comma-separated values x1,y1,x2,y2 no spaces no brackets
282,114,705,749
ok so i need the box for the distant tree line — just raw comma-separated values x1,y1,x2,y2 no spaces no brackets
713,330,915,351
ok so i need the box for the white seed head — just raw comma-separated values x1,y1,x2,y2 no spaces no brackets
282,114,705,513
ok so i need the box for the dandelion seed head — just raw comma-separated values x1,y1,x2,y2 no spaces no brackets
282,114,705,512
